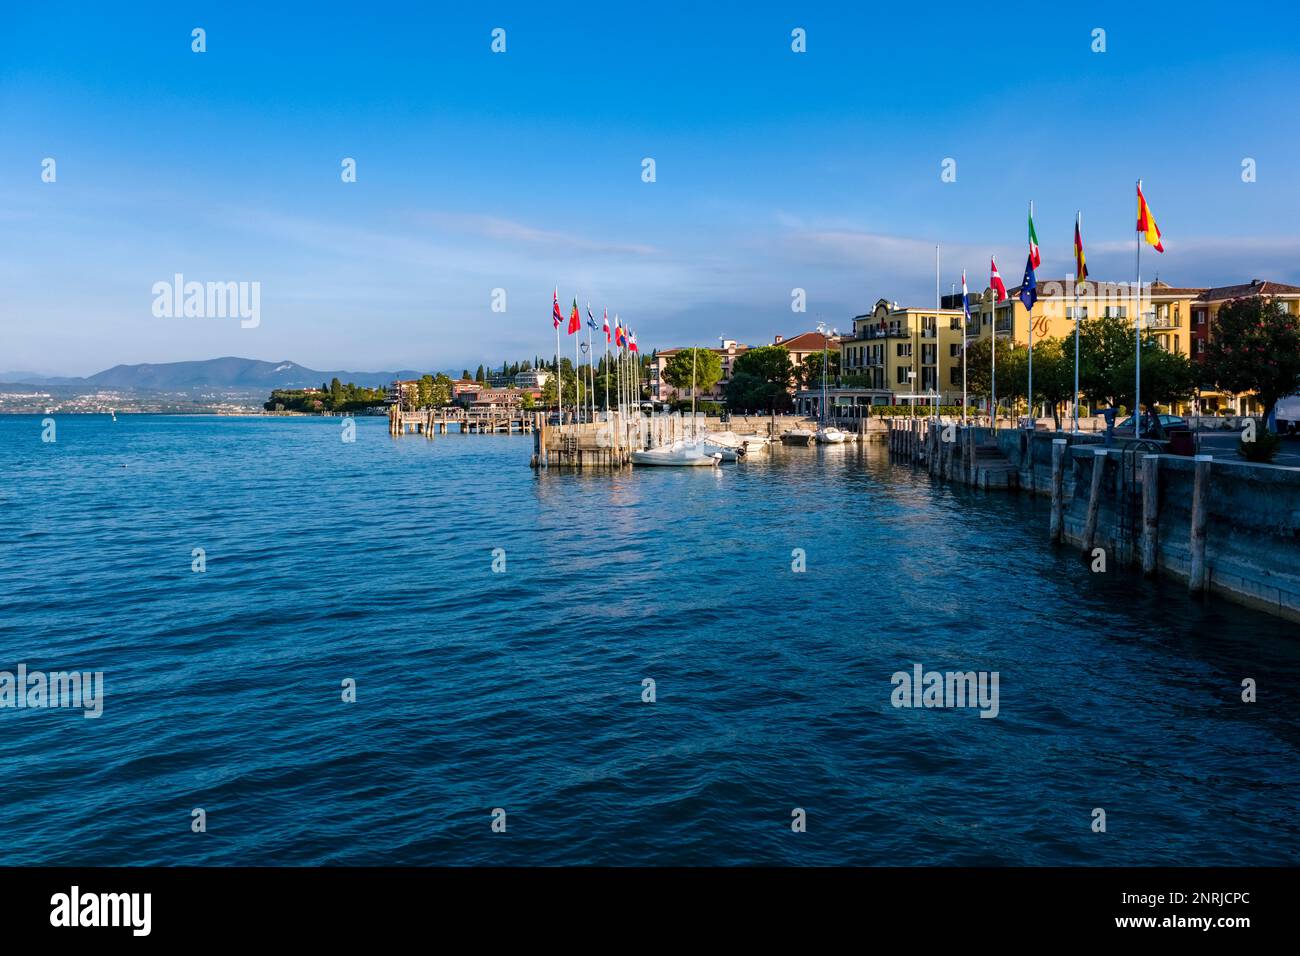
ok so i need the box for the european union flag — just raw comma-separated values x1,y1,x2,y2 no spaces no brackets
1019,254,1038,311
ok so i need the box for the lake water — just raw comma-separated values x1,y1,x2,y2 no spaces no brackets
2,414,1297,865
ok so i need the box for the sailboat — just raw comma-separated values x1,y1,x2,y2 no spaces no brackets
630,344,721,466
812,324,846,443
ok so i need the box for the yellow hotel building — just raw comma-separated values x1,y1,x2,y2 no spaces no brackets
840,298,968,404
840,278,1300,414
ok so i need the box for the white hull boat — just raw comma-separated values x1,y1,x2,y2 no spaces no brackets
816,427,847,444
630,441,722,467
702,431,770,461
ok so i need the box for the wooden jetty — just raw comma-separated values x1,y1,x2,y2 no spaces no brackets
388,406,536,437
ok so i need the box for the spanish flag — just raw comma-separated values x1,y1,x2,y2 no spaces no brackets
1136,182,1164,253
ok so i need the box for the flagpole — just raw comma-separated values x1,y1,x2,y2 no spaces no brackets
1073,211,1082,434
603,314,610,414
962,271,968,425
586,307,594,422
1027,201,1034,431
1135,180,1143,439
934,243,940,419
990,268,997,433
554,288,563,432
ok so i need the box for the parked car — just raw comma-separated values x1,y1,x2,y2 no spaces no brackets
1114,414,1188,436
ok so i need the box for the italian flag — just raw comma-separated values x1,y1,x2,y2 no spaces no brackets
1027,212,1041,268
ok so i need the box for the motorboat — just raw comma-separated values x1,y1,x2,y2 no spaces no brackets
630,440,722,467
702,431,769,461
781,429,815,446
816,426,847,444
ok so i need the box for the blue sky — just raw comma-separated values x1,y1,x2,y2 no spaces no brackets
3,1,1298,375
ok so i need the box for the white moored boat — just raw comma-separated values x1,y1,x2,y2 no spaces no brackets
816,426,847,444
702,431,769,461
630,440,722,467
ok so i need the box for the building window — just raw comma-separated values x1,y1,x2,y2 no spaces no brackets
897,366,909,385
949,317,962,330
896,343,912,358
1195,310,1206,326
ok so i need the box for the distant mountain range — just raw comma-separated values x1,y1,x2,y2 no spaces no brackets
0,357,441,392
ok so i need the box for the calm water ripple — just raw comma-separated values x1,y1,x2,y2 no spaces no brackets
1,415,1297,865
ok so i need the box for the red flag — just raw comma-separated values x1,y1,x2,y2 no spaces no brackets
602,308,611,343
990,257,1008,302
628,332,638,353
568,298,580,334
552,288,562,329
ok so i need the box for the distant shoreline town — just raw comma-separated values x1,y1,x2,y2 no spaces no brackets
11,274,1300,439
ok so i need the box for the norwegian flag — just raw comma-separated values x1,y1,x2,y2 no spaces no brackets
602,308,611,343
552,288,562,329
990,257,1008,302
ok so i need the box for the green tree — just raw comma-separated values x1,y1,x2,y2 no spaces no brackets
474,364,485,383
661,348,723,402
800,350,841,388
1117,344,1196,414
1025,338,1077,430
723,346,794,412
431,373,453,407
1202,296,1300,420
329,377,344,409
963,336,1020,413
1078,314,1136,409
416,374,435,409
519,391,536,411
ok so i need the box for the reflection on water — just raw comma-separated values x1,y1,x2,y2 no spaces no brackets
0,416,1296,865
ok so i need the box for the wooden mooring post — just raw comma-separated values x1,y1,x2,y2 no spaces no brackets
1082,448,1106,553
1049,438,1067,542
1141,454,1160,575
1188,454,1212,593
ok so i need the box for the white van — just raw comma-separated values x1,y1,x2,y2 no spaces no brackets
1275,393,1300,435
